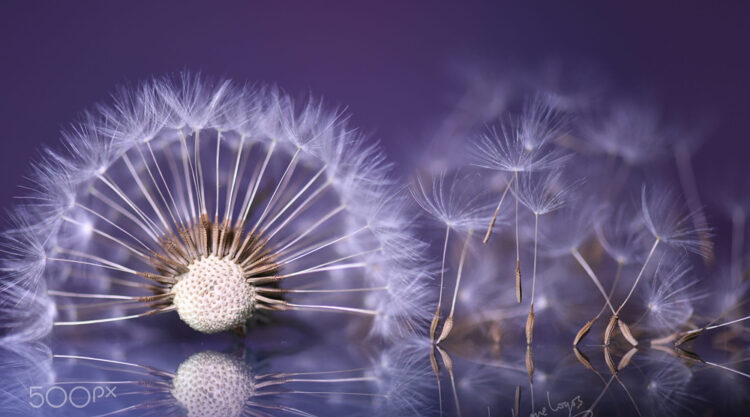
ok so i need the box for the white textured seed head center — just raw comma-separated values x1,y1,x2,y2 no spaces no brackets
172,351,254,417
172,255,255,333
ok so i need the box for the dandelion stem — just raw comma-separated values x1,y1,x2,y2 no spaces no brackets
526,213,540,345
431,226,451,344
704,361,750,379
530,214,539,307
575,260,624,346
483,176,514,244
438,229,472,343
596,260,623,319
570,248,615,313
616,238,660,315
684,315,750,335
514,170,522,303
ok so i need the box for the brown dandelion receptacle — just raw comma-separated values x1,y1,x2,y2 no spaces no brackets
147,218,280,334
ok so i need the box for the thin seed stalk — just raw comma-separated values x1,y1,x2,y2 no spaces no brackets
576,260,624,346
526,213,539,345
438,230,473,344
514,170,522,304
615,238,660,315
483,176,514,243
515,262,522,303
571,248,615,313
430,226,451,344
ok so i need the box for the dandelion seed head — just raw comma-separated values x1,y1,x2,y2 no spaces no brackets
2,74,428,340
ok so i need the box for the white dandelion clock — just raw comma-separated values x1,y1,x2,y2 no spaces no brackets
3,75,427,339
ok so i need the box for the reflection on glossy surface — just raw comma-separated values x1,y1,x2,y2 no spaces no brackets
0,322,748,416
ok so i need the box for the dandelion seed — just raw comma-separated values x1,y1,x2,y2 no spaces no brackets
610,186,712,340
437,229,473,344
469,97,569,304
514,171,571,344
635,256,706,336
411,171,491,343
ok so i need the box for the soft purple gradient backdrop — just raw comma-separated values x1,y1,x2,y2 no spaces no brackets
1,1,748,206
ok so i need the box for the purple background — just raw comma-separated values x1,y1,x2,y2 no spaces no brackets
1,1,748,208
